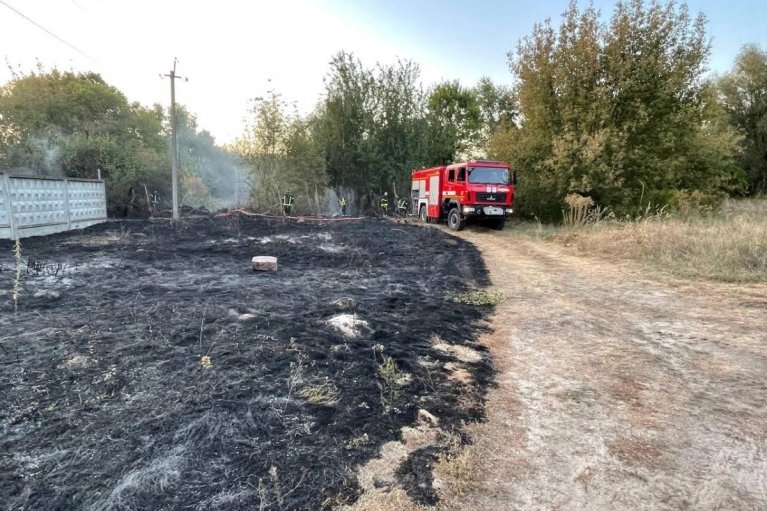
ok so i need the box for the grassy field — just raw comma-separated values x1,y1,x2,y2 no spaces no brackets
505,198,767,282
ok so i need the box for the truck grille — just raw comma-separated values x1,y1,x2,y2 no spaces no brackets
476,192,508,203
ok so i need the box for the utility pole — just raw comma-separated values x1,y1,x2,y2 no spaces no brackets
162,58,186,220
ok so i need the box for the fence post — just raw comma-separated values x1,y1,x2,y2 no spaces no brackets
100,180,107,219
63,178,71,230
1,173,17,239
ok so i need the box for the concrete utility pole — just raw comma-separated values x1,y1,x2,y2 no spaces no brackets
162,59,186,220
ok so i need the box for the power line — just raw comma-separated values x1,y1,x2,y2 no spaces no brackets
0,0,94,62
66,0,85,11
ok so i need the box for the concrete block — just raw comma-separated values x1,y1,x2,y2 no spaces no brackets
251,256,277,272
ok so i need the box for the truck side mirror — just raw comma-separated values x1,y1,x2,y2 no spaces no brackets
511,170,518,185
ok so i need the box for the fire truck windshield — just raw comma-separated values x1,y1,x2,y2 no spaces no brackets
467,167,509,184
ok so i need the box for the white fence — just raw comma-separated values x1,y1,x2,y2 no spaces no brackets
0,173,107,239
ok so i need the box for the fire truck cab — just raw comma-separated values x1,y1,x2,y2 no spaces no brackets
411,160,516,231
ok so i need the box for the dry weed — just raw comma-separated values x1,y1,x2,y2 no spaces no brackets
297,379,340,407
562,194,595,226
522,198,767,282
444,289,502,306
433,433,481,501
430,335,483,364
341,486,427,511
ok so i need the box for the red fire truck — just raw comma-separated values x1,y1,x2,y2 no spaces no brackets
411,160,516,230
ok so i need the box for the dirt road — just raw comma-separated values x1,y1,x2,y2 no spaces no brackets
444,229,767,510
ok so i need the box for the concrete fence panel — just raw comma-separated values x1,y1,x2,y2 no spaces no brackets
0,173,107,239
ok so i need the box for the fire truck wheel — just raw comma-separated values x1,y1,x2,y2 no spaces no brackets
419,205,427,223
447,208,464,231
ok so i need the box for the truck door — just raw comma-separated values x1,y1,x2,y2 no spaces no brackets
428,174,440,219
457,166,467,201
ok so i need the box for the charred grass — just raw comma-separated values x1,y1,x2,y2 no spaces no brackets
0,215,495,510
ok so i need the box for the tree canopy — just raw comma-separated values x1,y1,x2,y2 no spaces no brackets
0,69,170,214
490,0,746,220
2,3,763,221
717,44,767,194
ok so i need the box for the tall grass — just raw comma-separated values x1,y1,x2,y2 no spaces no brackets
510,198,767,282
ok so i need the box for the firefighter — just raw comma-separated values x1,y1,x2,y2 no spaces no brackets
282,192,295,216
126,186,136,217
338,196,348,216
379,192,389,216
397,197,409,216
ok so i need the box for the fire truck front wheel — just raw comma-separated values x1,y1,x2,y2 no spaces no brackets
447,208,465,231
419,205,428,223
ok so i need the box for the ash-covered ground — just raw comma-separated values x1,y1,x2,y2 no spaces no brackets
0,215,494,510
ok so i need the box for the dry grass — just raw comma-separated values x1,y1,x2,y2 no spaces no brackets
433,438,482,501
297,379,340,407
444,290,503,306
510,198,767,282
562,193,595,226
340,486,427,511
430,335,484,364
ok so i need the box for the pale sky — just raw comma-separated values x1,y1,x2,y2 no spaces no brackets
1,0,766,144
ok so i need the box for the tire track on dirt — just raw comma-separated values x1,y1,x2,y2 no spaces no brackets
441,231,767,511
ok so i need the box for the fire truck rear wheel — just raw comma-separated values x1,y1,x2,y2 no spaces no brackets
419,205,427,223
447,208,464,231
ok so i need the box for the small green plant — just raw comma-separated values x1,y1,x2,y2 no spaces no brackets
444,289,502,306
374,346,407,413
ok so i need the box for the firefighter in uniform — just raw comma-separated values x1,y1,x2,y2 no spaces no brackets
397,197,409,216
126,186,136,217
379,192,389,216
338,196,348,216
282,192,295,216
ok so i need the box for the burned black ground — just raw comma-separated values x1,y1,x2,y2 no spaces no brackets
0,215,494,510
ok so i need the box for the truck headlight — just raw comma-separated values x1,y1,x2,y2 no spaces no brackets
462,206,474,214
506,208,514,215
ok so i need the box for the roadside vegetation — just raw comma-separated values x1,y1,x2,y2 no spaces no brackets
2,2,765,219
506,197,767,283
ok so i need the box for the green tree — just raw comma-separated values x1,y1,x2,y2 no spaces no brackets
317,52,430,207
283,115,328,212
233,90,290,211
366,59,427,196
426,80,481,163
0,69,170,215
717,44,767,193
493,0,744,220
233,90,327,213
474,77,517,154
317,52,376,198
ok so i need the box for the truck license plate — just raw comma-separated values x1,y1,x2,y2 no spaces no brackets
483,207,504,216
